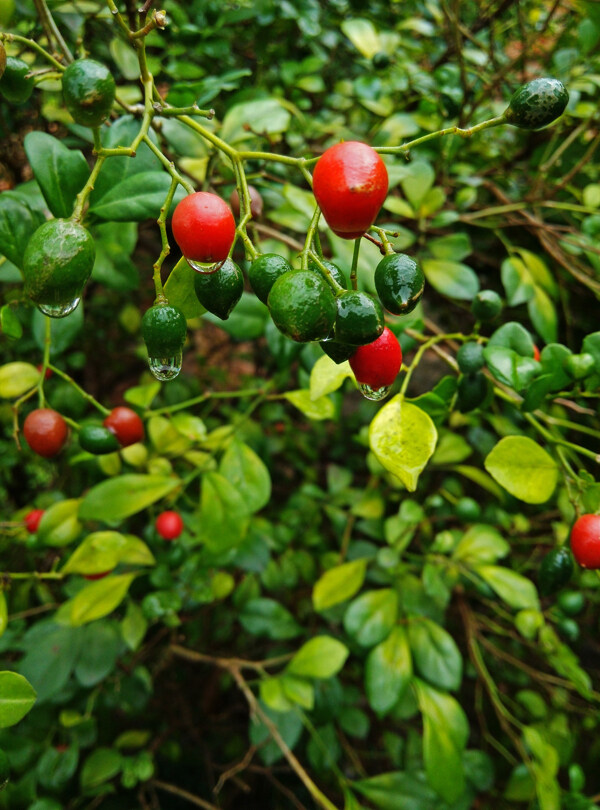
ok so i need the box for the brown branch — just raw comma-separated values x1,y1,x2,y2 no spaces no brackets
151,779,219,810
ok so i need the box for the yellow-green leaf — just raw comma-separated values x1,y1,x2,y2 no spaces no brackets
0,362,40,399
64,574,136,626
484,437,558,504
309,355,353,401
369,397,437,491
313,559,368,611
284,389,335,420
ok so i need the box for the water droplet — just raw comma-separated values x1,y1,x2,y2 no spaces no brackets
358,382,392,401
37,298,80,318
148,352,182,381
187,259,221,274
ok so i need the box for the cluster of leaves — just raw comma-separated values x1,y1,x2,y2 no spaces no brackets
1,1,600,810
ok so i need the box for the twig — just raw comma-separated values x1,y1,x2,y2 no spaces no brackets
150,779,218,810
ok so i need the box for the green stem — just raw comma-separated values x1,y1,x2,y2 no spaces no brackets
152,178,179,300
33,0,74,63
47,365,110,416
0,33,65,70
350,237,361,290
37,316,52,407
4,571,64,580
142,134,194,193
154,104,215,119
400,333,465,396
71,155,106,222
232,159,259,260
147,387,268,417
376,114,507,155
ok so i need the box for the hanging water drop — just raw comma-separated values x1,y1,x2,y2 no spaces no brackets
358,382,392,401
148,351,183,381
37,297,81,318
187,259,221,274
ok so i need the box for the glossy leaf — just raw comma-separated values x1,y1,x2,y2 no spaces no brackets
79,476,180,522
220,440,271,513
62,531,155,575
422,259,479,300
344,589,398,647
484,437,558,504
239,598,301,640
310,355,353,401
284,389,335,420
369,397,437,492
477,566,540,611
89,171,179,222
38,500,82,547
453,525,510,566
365,626,412,715
313,558,368,611
287,636,349,679
0,671,37,727
24,132,88,219
408,618,462,691
163,257,206,319
199,472,250,550
0,193,44,268
64,574,136,627
0,362,39,399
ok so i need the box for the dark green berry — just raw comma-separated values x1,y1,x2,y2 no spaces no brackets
457,342,484,374
505,77,568,130
557,590,585,617
79,424,121,455
0,56,33,104
457,372,489,412
249,253,293,304
334,290,384,345
471,290,503,321
308,259,347,290
374,253,424,315
320,339,358,364
194,258,244,320
142,303,187,357
62,58,116,127
538,547,573,596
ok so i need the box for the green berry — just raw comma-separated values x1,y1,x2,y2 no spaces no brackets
0,56,33,104
334,290,384,346
471,290,503,321
456,342,484,374
194,258,244,320
457,372,489,412
563,352,596,380
62,58,116,128
308,259,347,290
79,424,121,455
557,589,584,617
320,339,358,364
268,270,337,343
141,303,187,357
505,77,568,130
557,617,579,643
538,547,573,596
455,497,481,522
248,253,293,304
374,253,424,315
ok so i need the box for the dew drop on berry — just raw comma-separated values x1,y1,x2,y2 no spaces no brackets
148,350,182,381
37,297,81,318
358,382,392,401
187,259,221,274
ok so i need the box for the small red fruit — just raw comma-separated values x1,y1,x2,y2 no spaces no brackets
37,364,53,380
23,408,68,458
172,192,236,263
312,141,388,239
533,344,541,362
24,509,45,534
155,511,184,541
83,571,112,580
103,407,144,448
229,185,263,219
349,327,402,388
570,514,600,569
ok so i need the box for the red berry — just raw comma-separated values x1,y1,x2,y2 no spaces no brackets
312,141,388,239
172,192,236,263
37,364,53,380
23,408,68,458
83,571,112,580
103,407,144,448
349,327,402,388
24,509,45,533
570,514,600,569
155,511,184,541
533,344,541,362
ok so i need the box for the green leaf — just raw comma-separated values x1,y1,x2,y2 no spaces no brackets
221,98,291,144
0,592,6,638
89,171,177,222
199,472,250,551
79,475,180,522
484,436,558,504
453,525,510,566
24,132,89,219
0,672,37,727
239,598,301,640
528,287,558,344
80,748,122,790
249,703,303,766
32,305,84,357
488,321,535,355
0,362,39,398
422,259,479,300
281,674,314,709
204,292,268,340
18,622,82,702
476,566,540,610
415,680,469,804
408,618,462,691
428,233,471,262
121,601,147,651
287,636,349,679
220,440,271,513
582,331,600,374
354,771,439,810
74,621,121,687
62,531,155,575
0,193,44,268
38,499,82,547
163,257,206,319
523,726,560,810
344,589,398,647
483,345,539,391
284,389,335,420
430,432,472,465
260,676,293,712
124,381,161,410
369,397,437,492
401,161,435,209
365,626,412,715
313,558,368,611
514,249,558,298
501,257,535,306
341,18,382,58
310,355,353,401
64,574,136,627
1,305,22,339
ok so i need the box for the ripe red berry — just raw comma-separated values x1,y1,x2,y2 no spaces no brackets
155,511,184,541
570,514,600,569
23,408,68,458
229,185,263,219
349,327,402,389
312,141,388,239
24,509,45,534
533,344,541,362
37,364,53,380
103,407,144,448
172,192,236,263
